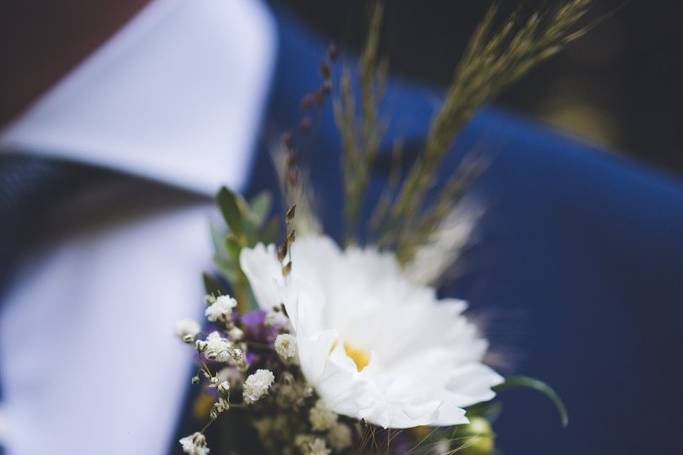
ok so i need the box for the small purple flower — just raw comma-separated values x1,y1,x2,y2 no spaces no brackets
241,310,279,343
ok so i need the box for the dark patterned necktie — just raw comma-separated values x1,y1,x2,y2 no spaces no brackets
0,152,118,294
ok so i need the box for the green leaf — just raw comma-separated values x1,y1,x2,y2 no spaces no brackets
493,376,569,427
216,187,244,237
249,192,272,226
209,221,228,260
225,234,242,262
214,260,238,285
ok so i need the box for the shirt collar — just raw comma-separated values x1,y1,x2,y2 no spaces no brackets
0,0,276,196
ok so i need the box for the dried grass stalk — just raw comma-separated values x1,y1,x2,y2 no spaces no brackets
335,3,386,244
387,0,592,261
338,0,592,263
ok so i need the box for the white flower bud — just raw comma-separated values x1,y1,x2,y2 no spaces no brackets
202,331,232,362
274,333,298,364
309,400,338,431
296,435,331,455
309,438,330,455
327,422,352,451
217,381,230,395
213,397,230,413
228,327,244,341
175,319,201,343
227,346,246,369
243,369,275,404
205,294,237,322
179,432,209,455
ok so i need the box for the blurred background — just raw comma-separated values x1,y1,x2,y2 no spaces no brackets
279,0,683,175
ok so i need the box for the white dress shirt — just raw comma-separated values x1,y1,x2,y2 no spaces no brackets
0,0,276,453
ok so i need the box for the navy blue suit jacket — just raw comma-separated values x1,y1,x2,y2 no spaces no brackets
238,7,683,455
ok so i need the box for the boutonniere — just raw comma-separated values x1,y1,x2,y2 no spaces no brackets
176,2,590,453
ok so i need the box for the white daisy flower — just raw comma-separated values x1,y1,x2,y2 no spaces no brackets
403,202,482,285
240,235,503,429
243,369,275,404
179,432,210,455
205,294,237,322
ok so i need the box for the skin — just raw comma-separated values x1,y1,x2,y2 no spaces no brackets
0,0,151,128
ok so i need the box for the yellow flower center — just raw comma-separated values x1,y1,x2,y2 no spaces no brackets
343,342,369,372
